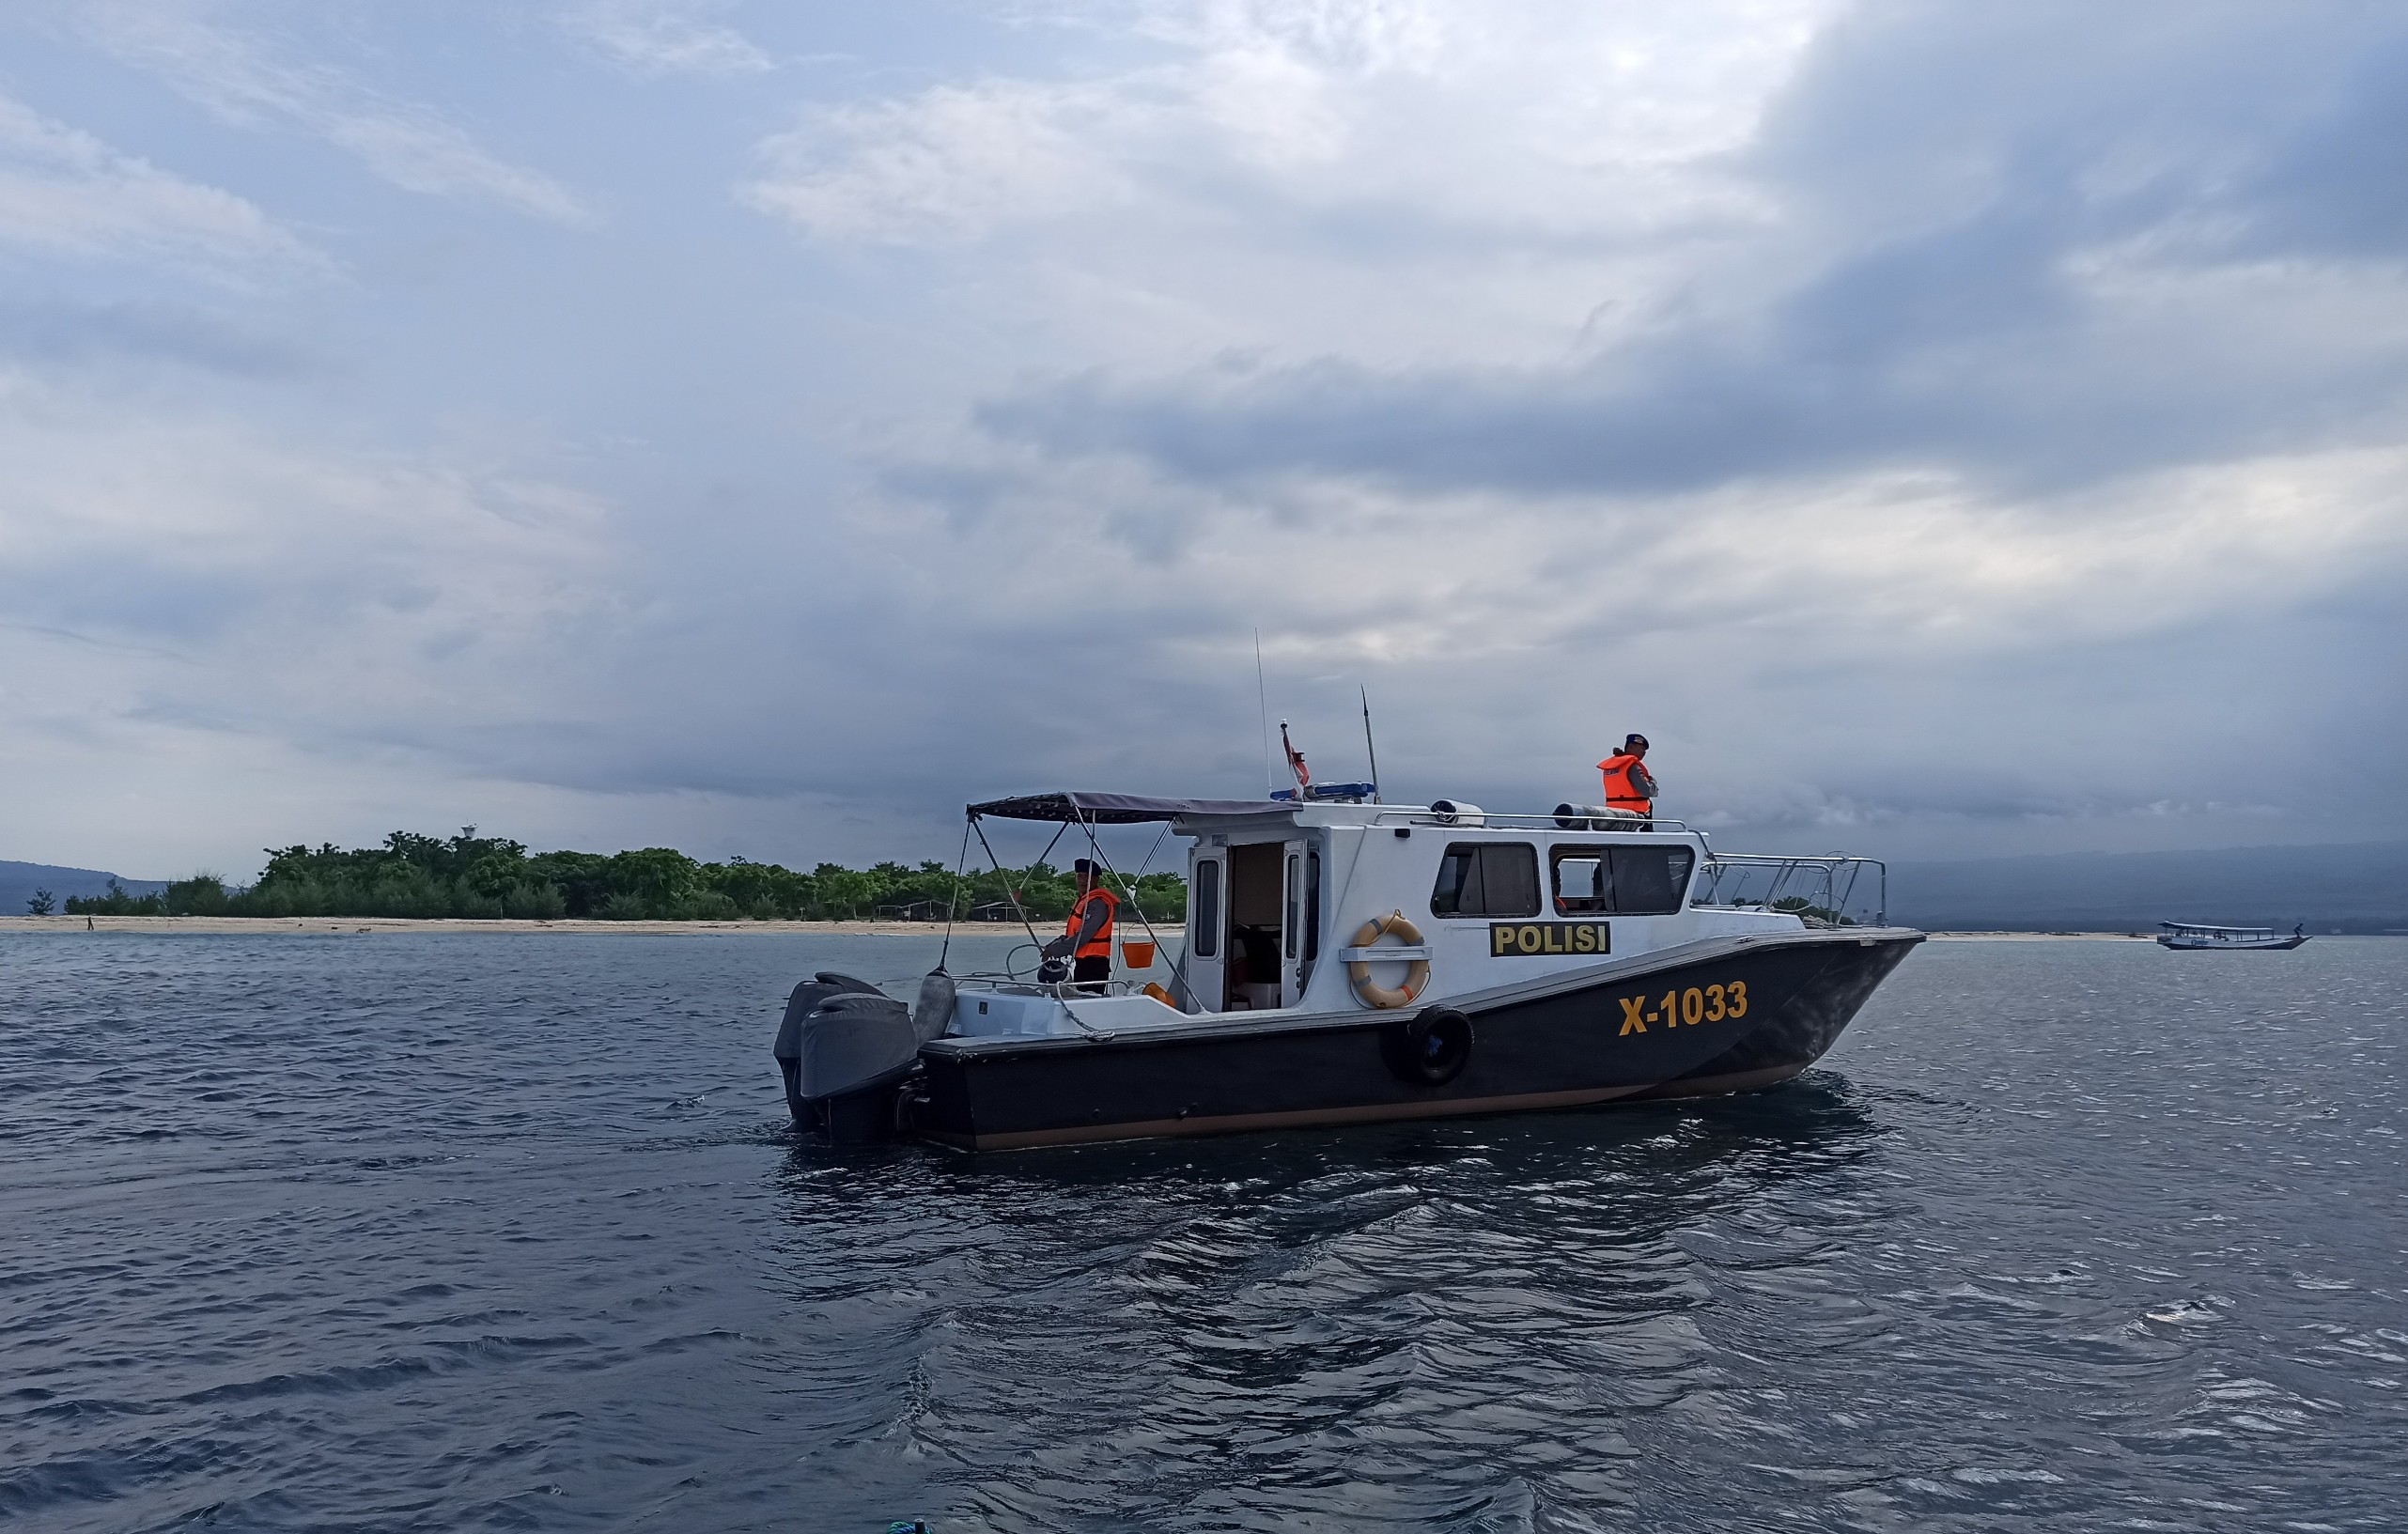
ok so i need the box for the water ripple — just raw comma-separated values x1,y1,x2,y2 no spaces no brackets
2,933,2402,1531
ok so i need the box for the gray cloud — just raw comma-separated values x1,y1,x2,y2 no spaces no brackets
63,1,586,222
561,0,775,77
0,85,322,275
973,2,2408,500
0,298,313,375
5,1,2405,875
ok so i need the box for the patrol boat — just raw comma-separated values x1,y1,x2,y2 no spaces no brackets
774,790,1923,1150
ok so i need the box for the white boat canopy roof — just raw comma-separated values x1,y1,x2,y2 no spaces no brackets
967,790,1295,824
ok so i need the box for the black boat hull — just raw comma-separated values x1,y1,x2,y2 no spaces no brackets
905,930,1921,1151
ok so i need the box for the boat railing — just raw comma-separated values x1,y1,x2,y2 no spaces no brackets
1363,808,1701,834
1690,854,1888,928
953,972,1154,1001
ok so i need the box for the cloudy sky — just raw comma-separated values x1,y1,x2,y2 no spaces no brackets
3,0,2403,879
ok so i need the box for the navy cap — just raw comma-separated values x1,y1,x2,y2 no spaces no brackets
1624,733,1650,749
1073,858,1100,874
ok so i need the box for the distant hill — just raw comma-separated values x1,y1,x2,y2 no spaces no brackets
1889,842,2408,934
0,860,168,915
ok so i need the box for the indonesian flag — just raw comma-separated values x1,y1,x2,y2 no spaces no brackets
1281,721,1312,792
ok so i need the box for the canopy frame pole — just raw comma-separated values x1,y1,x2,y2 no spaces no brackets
937,815,973,971
970,813,1058,966
1125,819,1172,890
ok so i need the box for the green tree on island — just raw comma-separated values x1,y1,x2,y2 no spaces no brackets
64,829,1188,924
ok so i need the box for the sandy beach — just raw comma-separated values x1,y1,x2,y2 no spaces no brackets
0,915,1042,937
0,915,2151,939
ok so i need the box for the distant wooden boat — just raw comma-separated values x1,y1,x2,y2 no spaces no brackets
2157,922,2308,951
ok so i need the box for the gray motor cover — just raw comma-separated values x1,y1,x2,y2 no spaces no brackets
796,992,919,1102
773,973,883,1062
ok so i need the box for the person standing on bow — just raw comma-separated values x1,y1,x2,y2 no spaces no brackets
1042,858,1119,989
1597,733,1657,825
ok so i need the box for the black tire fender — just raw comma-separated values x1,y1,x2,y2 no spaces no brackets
1385,1006,1473,1087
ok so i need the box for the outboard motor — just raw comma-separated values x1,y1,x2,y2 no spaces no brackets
774,969,959,1144
774,971,904,1143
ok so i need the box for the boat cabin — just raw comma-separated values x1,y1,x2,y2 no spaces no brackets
947,792,1886,1039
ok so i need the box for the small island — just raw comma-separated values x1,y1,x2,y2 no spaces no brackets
59,828,1187,925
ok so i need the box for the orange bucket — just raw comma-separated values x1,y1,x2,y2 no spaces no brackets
1121,939,1157,968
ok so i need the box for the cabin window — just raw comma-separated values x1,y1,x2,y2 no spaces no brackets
1192,858,1221,958
1551,844,1697,916
1614,845,1695,913
1553,850,1610,913
1430,842,1541,919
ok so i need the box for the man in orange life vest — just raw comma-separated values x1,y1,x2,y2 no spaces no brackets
1041,858,1119,988
1597,733,1657,824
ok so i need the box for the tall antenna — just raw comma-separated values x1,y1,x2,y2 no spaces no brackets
1253,628,1274,797
1360,685,1382,803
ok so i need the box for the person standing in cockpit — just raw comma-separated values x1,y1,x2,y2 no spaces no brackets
1041,859,1118,990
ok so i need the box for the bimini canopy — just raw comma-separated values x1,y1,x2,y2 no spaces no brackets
967,791,1294,825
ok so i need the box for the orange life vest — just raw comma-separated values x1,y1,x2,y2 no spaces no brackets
1067,886,1119,959
1597,752,1654,813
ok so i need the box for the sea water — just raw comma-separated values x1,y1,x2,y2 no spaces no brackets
2,933,2401,1532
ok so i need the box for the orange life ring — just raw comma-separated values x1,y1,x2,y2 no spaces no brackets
1348,910,1430,1010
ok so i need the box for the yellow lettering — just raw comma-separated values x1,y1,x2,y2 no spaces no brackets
1682,987,1704,1027
1728,981,1748,1018
1490,922,1614,956
1618,996,1647,1034
1704,984,1725,1022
